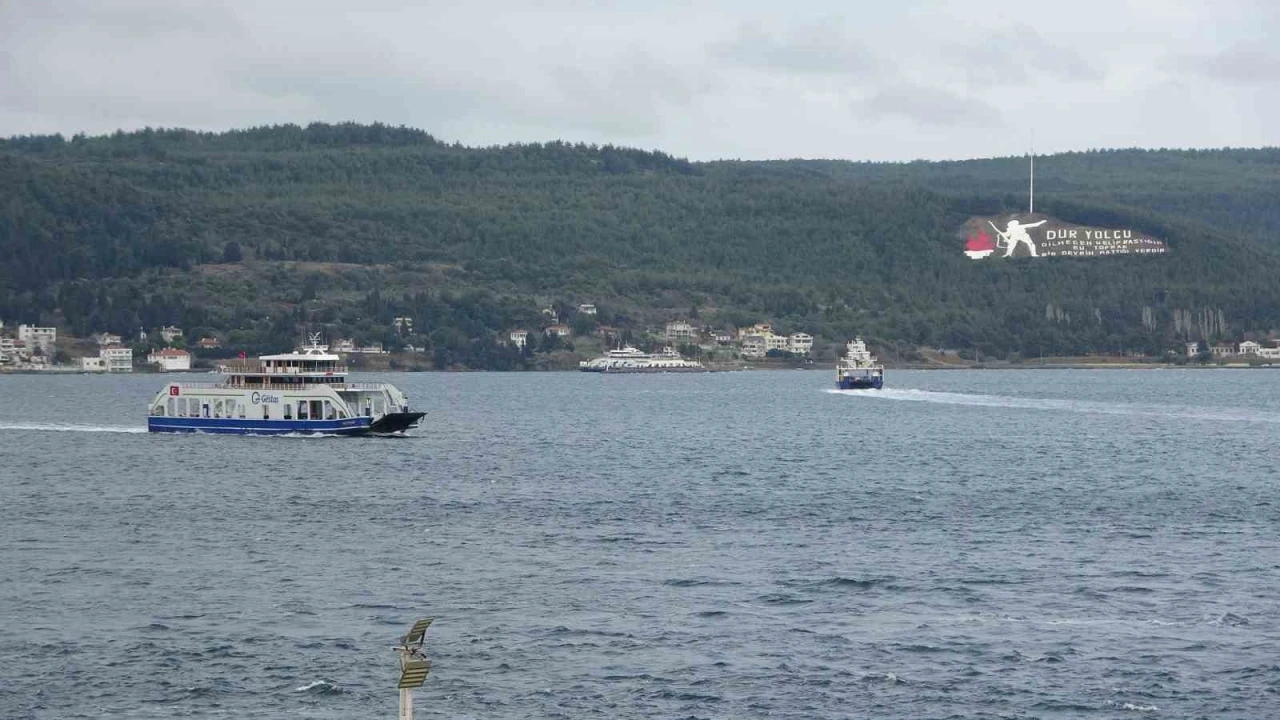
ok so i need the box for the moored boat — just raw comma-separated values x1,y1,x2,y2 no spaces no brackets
146,335,425,435
837,337,883,389
579,345,706,373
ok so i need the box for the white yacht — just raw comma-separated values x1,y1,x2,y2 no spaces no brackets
146,335,425,435
579,345,706,373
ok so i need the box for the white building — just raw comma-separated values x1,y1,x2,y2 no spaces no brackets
332,338,356,353
78,356,106,372
1256,345,1280,360
765,334,789,352
1210,343,1236,357
160,325,184,343
1185,341,1201,358
96,332,123,346
148,348,192,371
788,333,814,355
737,323,773,340
394,317,414,333
665,321,696,342
578,304,597,316
18,324,56,352
1239,340,1261,356
100,346,133,372
509,330,529,349
545,324,571,337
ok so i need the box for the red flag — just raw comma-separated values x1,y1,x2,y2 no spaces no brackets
239,351,246,359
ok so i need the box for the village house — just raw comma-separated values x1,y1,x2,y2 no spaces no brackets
18,324,56,353
393,317,414,333
100,346,133,372
509,330,529,349
1185,341,1201,358
197,337,221,350
1210,342,1236,357
160,325,183,343
331,338,356,353
148,348,192,371
96,332,123,346
737,323,772,340
545,324,571,338
741,335,768,358
1256,344,1280,360
578,303,597,316
665,321,696,342
787,333,814,355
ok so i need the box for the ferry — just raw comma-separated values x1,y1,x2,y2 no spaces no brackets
837,337,884,389
146,336,425,435
579,345,706,373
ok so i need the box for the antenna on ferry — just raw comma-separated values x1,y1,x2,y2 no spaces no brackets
394,618,433,720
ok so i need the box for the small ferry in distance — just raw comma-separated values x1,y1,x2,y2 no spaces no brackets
837,337,884,389
579,345,707,373
146,335,425,435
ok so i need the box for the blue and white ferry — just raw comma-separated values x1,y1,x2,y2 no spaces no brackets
836,337,884,390
146,336,424,435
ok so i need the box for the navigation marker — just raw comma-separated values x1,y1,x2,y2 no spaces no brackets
395,618,433,720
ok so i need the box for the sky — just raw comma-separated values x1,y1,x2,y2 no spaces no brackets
1,0,1277,161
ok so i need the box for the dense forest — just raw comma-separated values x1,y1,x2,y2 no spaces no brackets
3,123,1279,368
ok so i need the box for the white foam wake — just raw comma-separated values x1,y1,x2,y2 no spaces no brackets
0,422,148,434
828,388,1280,424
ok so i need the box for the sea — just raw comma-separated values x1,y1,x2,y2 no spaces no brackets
1,368,1278,719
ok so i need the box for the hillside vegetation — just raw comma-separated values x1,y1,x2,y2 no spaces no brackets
3,123,1279,367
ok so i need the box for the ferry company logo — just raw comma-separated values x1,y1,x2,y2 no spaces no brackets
962,214,1169,260
250,392,281,404
169,385,180,396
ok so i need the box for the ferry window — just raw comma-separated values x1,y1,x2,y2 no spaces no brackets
284,403,293,420
324,401,335,420
297,401,308,420
262,404,270,420
202,403,210,418
237,403,246,419
310,400,322,420
152,405,164,416
213,400,224,418
166,398,175,416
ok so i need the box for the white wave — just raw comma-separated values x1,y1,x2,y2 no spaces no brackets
294,679,338,692
0,422,147,434
827,388,1280,424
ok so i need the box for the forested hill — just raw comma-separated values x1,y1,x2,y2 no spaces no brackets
2,123,1279,367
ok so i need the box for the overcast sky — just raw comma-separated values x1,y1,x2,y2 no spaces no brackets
2,0,1277,161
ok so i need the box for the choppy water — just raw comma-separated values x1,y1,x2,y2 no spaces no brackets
1,368,1278,718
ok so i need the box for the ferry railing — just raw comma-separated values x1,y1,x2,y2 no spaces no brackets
186,381,390,392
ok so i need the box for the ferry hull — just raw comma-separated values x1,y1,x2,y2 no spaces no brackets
368,411,426,434
147,416,373,435
580,366,707,374
837,376,883,390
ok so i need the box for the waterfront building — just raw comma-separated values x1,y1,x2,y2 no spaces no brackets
148,348,192,371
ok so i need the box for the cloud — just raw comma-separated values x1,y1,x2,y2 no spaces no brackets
857,85,1003,128
1180,46,1280,84
712,20,880,78
950,25,1102,88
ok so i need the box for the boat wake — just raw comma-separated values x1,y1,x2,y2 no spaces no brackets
827,388,1280,424
0,422,148,434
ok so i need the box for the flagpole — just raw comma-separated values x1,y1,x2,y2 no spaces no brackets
1029,147,1035,215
